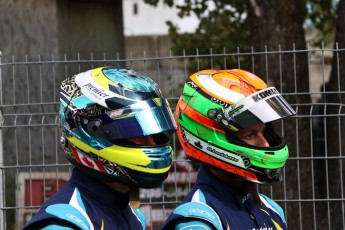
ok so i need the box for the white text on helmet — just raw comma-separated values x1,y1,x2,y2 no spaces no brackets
186,80,198,89
252,88,279,102
211,97,230,108
206,146,239,163
83,83,109,98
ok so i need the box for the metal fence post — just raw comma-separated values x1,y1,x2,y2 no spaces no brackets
0,50,4,228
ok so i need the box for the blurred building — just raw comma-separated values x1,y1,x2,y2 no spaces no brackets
123,0,198,36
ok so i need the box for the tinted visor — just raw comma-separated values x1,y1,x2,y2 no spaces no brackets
82,98,177,140
224,87,296,129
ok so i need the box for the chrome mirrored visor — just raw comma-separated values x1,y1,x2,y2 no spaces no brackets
98,98,177,139
224,87,296,129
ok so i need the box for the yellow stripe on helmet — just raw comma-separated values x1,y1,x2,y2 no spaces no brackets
68,136,171,174
90,67,110,90
152,97,162,106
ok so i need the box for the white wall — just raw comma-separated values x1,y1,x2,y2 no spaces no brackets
123,0,198,36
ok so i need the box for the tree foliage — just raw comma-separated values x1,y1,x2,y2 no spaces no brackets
306,0,337,46
144,0,251,71
144,0,337,49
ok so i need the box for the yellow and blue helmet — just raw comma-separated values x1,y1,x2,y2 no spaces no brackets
59,67,177,188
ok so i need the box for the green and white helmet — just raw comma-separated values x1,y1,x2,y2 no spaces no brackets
175,69,296,184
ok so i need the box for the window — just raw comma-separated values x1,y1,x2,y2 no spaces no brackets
133,3,138,15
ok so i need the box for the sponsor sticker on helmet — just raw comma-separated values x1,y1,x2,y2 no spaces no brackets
182,128,245,168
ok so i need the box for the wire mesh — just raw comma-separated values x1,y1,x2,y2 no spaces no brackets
0,47,344,230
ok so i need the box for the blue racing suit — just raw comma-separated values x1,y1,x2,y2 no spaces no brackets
162,166,287,230
23,168,146,230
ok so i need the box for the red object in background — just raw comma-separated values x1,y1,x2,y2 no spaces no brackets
25,179,67,206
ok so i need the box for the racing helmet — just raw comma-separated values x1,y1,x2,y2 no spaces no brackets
59,67,177,188
175,69,296,184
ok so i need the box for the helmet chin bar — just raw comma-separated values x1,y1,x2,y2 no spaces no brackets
205,164,283,185
179,124,287,185
65,144,169,188
207,162,283,185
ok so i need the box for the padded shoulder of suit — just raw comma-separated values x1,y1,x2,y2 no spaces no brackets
42,187,93,230
172,189,222,230
39,187,146,230
43,203,92,230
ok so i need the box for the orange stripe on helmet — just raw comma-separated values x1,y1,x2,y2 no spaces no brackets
227,69,267,90
177,99,225,134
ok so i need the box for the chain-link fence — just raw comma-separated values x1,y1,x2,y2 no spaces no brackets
0,47,344,230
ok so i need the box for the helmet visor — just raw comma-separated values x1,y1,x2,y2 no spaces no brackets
82,98,177,140
224,87,296,129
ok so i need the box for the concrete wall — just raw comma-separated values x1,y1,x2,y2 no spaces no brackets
0,0,59,58
56,0,125,60
125,35,172,58
0,0,125,60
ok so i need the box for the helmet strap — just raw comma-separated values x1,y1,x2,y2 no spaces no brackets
129,186,140,208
